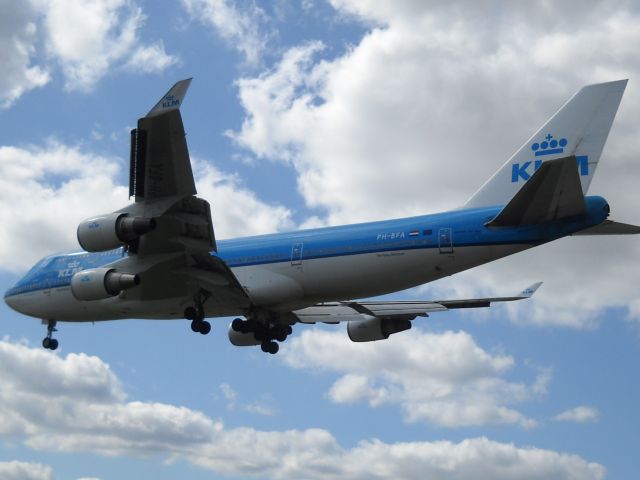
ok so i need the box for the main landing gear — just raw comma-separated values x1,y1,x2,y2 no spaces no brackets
42,320,59,350
185,291,211,335
231,317,293,355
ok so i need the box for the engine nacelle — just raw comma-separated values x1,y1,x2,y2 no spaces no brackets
347,316,412,342
71,268,140,301
227,323,261,346
77,213,156,252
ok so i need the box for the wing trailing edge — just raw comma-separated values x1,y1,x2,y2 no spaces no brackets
292,282,542,323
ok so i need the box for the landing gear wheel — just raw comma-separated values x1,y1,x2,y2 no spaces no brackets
199,321,211,335
191,320,211,335
261,341,279,354
42,320,58,350
272,325,288,342
231,318,244,332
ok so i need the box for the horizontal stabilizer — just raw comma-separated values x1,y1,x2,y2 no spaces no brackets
574,220,640,235
487,156,585,227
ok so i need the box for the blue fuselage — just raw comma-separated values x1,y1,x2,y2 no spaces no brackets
4,196,609,320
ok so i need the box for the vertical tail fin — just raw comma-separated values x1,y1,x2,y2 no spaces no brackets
465,80,627,208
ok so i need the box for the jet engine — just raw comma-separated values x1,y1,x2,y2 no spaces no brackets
71,268,140,301
227,322,261,346
77,212,156,252
347,316,412,342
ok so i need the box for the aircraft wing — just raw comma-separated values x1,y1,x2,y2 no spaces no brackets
118,79,250,307
292,282,542,323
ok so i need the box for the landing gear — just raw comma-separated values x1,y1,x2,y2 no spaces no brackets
42,320,59,350
190,318,211,335
231,316,292,354
261,341,279,354
185,291,211,335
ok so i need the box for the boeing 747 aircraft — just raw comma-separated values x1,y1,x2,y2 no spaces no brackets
4,79,639,353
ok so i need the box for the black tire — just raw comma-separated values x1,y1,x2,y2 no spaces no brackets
261,341,270,353
231,318,244,332
42,338,50,349
268,341,279,354
185,307,197,320
190,320,201,332
49,339,59,350
273,326,287,342
199,321,211,335
286,325,293,335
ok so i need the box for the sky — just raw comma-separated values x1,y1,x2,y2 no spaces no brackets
0,0,639,479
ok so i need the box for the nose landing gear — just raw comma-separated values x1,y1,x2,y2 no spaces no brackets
42,320,59,350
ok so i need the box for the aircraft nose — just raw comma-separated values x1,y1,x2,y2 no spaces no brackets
4,292,18,311
4,290,29,316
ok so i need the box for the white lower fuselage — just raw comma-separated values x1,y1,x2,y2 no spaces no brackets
5,244,528,322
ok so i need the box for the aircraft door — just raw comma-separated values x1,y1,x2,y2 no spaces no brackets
291,242,304,266
438,228,453,254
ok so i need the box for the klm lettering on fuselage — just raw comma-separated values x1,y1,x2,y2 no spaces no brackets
511,134,589,182
58,260,82,279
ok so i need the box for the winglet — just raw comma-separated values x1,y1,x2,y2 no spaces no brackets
518,282,543,298
146,78,193,118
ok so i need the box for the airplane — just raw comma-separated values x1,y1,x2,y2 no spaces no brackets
4,78,639,354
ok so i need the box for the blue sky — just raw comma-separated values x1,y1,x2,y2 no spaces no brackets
1,1,639,479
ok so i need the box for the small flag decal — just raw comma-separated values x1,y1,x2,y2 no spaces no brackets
409,230,420,236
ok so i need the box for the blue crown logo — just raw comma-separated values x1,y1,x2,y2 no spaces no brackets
531,134,567,157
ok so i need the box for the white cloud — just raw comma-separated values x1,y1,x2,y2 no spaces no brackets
0,1,50,108
0,339,605,480
39,0,178,90
181,0,271,65
219,383,275,416
554,406,600,423
229,0,640,328
0,142,291,274
193,157,293,239
125,41,179,74
282,328,548,428
0,461,52,480
0,0,178,104
0,141,128,273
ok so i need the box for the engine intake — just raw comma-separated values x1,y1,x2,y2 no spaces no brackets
77,213,156,252
71,268,140,301
347,316,412,342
